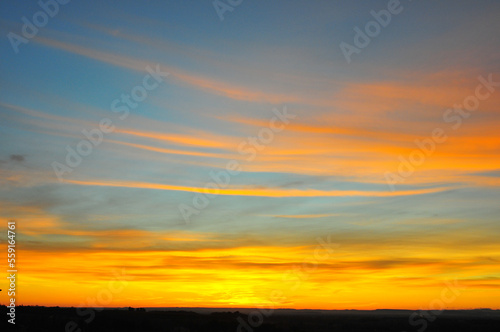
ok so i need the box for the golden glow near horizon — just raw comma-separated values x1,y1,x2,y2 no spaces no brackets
1,1,500,310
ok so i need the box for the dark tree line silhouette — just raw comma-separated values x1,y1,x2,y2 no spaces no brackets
0,305,499,332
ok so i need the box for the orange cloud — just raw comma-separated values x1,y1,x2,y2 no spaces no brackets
63,178,456,197
15,241,500,308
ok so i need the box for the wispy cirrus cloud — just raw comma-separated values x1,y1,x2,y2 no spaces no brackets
33,35,309,105
64,178,456,198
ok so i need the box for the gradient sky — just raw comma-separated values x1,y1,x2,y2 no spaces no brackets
1,0,499,309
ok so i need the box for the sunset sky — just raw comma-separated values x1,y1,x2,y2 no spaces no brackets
1,0,499,310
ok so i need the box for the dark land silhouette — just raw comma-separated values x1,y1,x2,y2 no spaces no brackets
1,305,499,331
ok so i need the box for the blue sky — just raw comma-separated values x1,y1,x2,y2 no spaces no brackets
0,0,499,309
